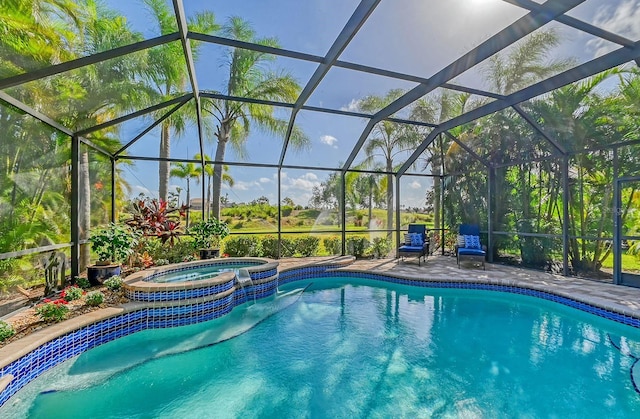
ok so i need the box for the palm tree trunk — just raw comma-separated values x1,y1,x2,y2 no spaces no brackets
212,124,229,219
79,151,91,272
159,121,171,202
185,178,191,229
386,159,393,237
207,173,212,219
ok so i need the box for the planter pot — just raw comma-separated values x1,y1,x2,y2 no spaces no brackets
199,249,220,260
87,264,121,285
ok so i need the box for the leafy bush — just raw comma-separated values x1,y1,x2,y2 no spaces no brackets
293,236,320,257
223,236,261,257
74,277,91,290
323,237,342,255
147,241,196,264
260,236,296,258
281,206,293,217
188,218,230,249
0,321,15,342
62,286,83,301
155,258,169,266
370,237,392,258
36,300,69,322
90,223,139,263
85,291,104,307
104,275,123,291
346,236,371,258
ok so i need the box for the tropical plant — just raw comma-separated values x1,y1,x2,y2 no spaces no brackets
188,218,230,249
125,198,186,247
193,153,235,219
354,89,423,233
90,223,139,264
202,17,309,219
142,0,218,202
170,162,201,228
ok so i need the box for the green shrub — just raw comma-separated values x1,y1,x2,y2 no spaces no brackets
104,275,123,291
281,206,293,217
36,300,69,322
223,236,261,257
371,237,392,258
155,258,169,266
63,286,83,301
260,236,295,258
279,238,296,258
148,241,196,264
323,237,342,255
74,276,91,290
86,291,104,307
346,236,371,258
293,236,320,257
0,321,15,342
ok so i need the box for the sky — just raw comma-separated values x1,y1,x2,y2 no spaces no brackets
101,0,640,208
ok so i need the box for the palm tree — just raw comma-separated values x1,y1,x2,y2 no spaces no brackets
202,17,309,219
355,89,423,233
142,0,218,202
170,162,200,228
193,153,234,219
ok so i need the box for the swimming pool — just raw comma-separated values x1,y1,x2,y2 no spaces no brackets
2,276,640,417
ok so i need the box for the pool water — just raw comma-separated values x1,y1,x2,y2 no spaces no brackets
150,263,259,283
3,277,640,418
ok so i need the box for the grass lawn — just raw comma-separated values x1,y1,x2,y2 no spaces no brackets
601,253,640,272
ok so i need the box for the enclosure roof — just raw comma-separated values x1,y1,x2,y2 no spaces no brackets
1,0,639,175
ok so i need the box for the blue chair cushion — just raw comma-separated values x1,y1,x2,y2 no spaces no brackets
463,235,481,249
399,245,424,253
458,248,485,256
410,233,423,246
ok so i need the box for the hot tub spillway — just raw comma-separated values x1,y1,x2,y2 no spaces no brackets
235,269,256,305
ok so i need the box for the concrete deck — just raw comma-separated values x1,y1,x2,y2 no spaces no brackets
278,255,640,318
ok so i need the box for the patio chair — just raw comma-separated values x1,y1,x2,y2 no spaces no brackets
398,224,430,266
456,224,486,269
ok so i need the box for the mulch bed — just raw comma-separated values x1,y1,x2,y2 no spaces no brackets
0,287,129,349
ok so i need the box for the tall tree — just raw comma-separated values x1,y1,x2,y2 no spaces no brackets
142,0,217,201
170,162,200,228
202,17,309,219
355,89,422,233
193,153,234,219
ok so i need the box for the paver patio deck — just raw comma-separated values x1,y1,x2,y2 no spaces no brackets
278,255,640,319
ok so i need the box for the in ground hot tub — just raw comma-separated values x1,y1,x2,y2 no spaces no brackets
122,257,279,303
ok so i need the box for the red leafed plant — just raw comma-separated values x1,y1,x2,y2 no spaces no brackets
126,198,188,247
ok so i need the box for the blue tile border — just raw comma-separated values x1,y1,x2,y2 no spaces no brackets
2,262,640,408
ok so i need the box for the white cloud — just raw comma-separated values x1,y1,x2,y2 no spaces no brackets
320,134,338,148
259,177,271,183
409,180,422,189
226,180,263,191
587,0,640,57
340,98,362,112
280,172,322,205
